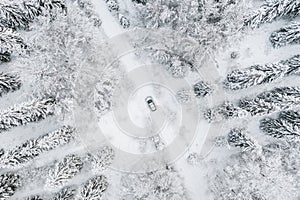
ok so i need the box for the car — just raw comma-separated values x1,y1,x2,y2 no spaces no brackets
145,96,157,111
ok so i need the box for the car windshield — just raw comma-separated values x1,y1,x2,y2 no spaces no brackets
147,99,153,103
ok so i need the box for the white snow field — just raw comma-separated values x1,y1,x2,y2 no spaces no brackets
0,0,300,199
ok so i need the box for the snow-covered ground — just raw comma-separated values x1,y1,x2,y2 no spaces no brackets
1,0,300,199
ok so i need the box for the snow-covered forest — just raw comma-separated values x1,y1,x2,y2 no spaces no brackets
0,0,299,199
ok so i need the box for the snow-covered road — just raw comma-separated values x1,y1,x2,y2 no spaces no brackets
89,0,204,172
85,1,227,199
89,0,224,170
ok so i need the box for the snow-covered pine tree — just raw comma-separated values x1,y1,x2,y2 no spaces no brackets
0,26,24,63
46,154,83,188
186,152,201,165
0,72,21,97
132,0,147,5
151,135,165,150
79,175,108,200
20,1,42,22
168,56,189,78
35,125,75,151
245,0,300,28
205,87,300,122
75,0,101,27
0,3,30,29
0,98,55,133
136,0,246,50
283,54,300,75
0,0,66,30
204,101,247,122
51,186,77,200
0,173,22,199
121,168,188,200
270,22,300,48
176,89,191,104
25,1,103,115
0,149,4,158
0,126,75,168
224,55,300,90
87,146,115,173
150,49,193,78
210,141,299,200
94,89,112,116
193,81,213,97
239,87,300,116
36,0,66,14
106,0,119,12
260,110,300,139
137,0,180,29
0,27,24,55
25,195,43,200
227,128,259,151
0,52,11,63
119,14,130,28
151,48,173,65
94,70,120,117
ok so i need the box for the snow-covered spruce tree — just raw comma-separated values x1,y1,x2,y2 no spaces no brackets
79,175,108,200
150,48,193,78
87,146,115,173
0,2,30,29
21,0,66,23
204,101,247,123
46,154,83,188
0,0,66,30
0,52,11,63
0,72,21,96
119,14,130,29
25,195,43,200
35,125,75,151
0,27,24,58
135,0,248,50
0,98,55,133
205,87,300,122
176,89,191,104
214,136,229,147
239,87,300,116
245,0,300,29
36,0,66,13
23,1,102,115
270,22,300,48
106,0,119,12
186,152,201,165
0,149,4,158
75,0,101,27
260,110,300,139
20,1,42,22
151,135,165,150
227,128,259,151
0,173,22,199
224,55,300,90
132,0,147,5
283,54,300,75
210,141,300,200
193,81,213,98
273,140,300,175
121,168,188,200
0,126,75,168
0,26,24,63
51,186,77,200
94,88,112,116
94,68,120,116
